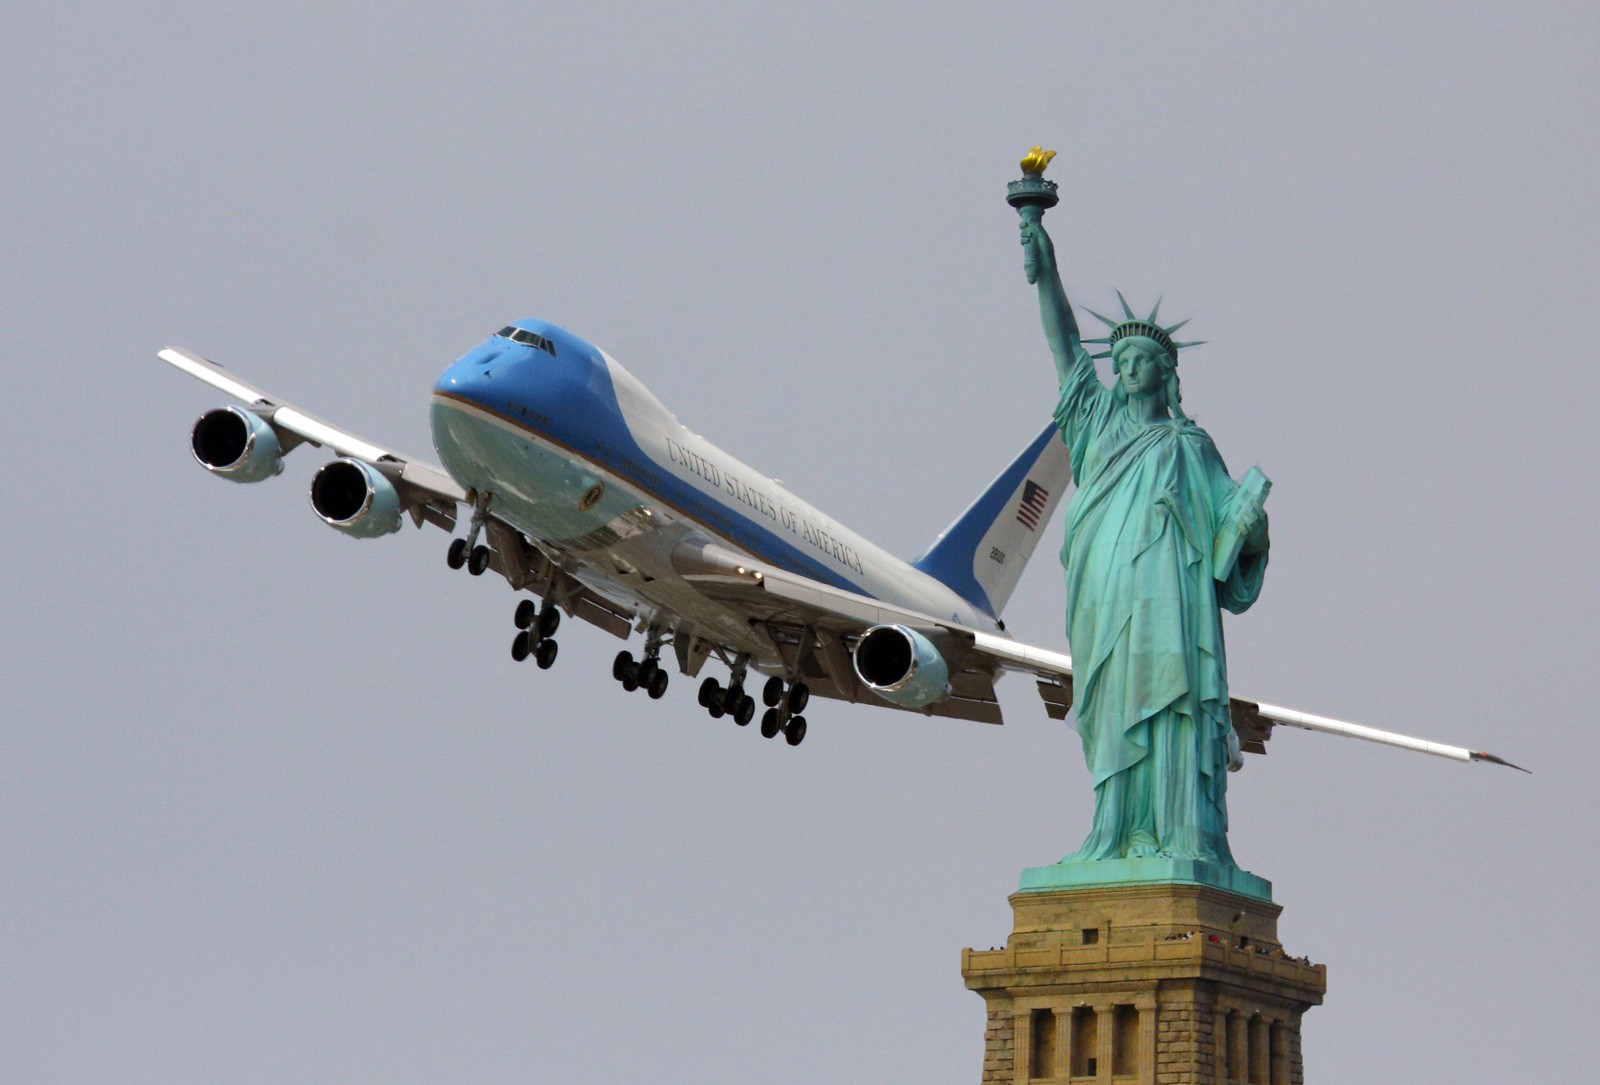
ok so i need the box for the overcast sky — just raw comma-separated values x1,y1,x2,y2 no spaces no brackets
4,4,1596,1082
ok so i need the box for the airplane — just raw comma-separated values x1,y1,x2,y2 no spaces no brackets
160,318,1523,768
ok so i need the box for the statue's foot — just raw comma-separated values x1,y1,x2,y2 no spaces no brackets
1126,842,1161,859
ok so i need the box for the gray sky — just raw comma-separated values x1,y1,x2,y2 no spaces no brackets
5,4,1596,1081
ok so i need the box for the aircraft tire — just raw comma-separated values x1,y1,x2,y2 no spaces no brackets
538,607,561,638
468,545,492,576
447,538,468,570
535,638,558,669
787,682,810,714
760,709,783,739
722,683,745,714
637,658,660,687
698,676,721,708
614,650,634,682
762,677,784,707
515,599,537,629
785,716,807,746
511,631,531,662
647,670,669,700
734,696,755,727
621,662,640,691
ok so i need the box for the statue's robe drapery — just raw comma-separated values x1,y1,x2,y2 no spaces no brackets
1054,349,1267,864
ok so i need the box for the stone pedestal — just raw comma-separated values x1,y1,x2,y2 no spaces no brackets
962,883,1325,1084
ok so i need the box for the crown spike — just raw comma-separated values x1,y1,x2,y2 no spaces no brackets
1089,350,1112,360
1172,340,1206,350
1082,307,1121,330
1161,317,1193,335
1147,296,1163,324
1116,290,1136,320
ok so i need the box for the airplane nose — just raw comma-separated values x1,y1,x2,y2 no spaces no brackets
434,342,514,403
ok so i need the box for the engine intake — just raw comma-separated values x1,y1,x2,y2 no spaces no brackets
309,458,404,538
853,624,951,708
190,406,284,483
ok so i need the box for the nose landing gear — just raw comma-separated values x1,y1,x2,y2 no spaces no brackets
447,493,495,575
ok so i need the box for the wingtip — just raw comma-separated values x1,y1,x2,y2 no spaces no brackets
1472,750,1531,773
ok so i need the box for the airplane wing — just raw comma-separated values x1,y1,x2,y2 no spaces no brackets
161,347,467,521
160,346,639,641
672,538,1526,770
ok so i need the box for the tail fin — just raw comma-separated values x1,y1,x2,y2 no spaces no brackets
911,422,1072,618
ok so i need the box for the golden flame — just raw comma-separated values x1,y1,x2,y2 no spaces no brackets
1020,146,1057,175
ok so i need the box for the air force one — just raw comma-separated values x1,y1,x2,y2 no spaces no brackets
161,319,1521,767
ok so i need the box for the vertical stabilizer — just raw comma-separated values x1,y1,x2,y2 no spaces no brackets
911,422,1072,617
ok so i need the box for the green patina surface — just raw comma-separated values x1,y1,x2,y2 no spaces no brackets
1018,857,1273,901
1011,153,1272,896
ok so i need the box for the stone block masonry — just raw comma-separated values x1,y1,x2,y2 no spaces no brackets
962,883,1324,1084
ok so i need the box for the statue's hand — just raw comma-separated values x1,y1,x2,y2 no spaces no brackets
1019,219,1054,286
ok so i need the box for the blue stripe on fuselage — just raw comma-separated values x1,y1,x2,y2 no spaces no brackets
432,320,873,597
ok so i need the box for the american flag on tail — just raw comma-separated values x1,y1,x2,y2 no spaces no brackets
1016,479,1050,531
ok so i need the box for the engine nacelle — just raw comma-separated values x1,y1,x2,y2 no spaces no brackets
309,458,404,538
853,624,951,709
190,406,285,483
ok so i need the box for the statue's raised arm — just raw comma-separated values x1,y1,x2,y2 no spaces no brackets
1008,148,1088,389
1019,213,1086,388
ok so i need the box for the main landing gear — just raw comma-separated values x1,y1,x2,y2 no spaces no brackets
510,598,560,669
755,675,809,746
698,661,807,745
612,627,669,699
446,493,494,576
697,674,756,726
599,630,815,746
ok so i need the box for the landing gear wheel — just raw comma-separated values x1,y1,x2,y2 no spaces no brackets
762,676,785,707
647,669,670,700
613,650,635,682
535,638,558,669
734,696,756,727
511,631,531,662
447,538,468,569
698,677,722,709
538,607,561,638
514,599,538,629
760,708,783,739
467,544,492,576
722,683,745,715
621,662,641,692
637,658,660,688
787,682,810,714
784,716,807,746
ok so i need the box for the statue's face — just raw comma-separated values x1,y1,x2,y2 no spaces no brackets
1115,344,1166,395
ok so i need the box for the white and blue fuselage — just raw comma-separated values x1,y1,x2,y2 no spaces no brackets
429,319,1000,658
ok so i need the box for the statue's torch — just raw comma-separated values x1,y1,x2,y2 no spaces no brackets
1007,145,1059,227
1009,146,1058,285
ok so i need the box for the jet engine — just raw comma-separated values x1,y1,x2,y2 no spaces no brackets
309,458,404,538
190,406,285,483
852,624,951,708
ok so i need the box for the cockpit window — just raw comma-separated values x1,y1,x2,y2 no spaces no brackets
497,326,557,357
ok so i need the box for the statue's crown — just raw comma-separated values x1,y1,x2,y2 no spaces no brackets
1082,293,1205,365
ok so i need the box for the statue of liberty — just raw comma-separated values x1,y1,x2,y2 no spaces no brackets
1011,150,1270,868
